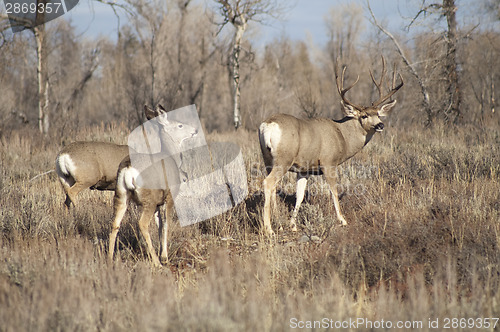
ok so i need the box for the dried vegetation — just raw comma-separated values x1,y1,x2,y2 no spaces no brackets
1,119,499,330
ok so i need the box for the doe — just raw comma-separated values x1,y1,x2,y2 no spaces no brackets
55,141,129,208
108,105,198,267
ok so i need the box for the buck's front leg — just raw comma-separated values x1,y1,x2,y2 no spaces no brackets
289,174,308,232
323,167,348,226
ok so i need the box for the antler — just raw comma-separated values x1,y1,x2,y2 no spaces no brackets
370,55,387,104
370,56,404,107
335,61,364,110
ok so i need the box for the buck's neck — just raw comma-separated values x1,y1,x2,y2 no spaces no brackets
336,117,376,160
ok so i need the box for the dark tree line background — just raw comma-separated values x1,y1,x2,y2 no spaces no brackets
0,0,499,136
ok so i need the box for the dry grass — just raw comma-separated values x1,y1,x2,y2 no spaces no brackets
1,121,500,331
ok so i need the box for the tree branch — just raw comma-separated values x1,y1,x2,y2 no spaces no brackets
407,1,443,30
93,0,134,16
367,0,433,124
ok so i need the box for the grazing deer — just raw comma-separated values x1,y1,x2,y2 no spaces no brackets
108,105,199,267
259,57,403,235
55,142,129,208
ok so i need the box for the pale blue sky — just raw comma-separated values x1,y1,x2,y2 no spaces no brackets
65,0,413,43
10,0,488,45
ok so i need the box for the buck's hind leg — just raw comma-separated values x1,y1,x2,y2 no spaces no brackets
262,165,289,236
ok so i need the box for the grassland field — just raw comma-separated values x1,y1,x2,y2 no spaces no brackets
1,119,500,331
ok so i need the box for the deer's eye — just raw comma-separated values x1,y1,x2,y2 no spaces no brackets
361,115,368,119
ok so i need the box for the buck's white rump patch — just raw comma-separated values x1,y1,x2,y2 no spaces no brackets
259,122,281,155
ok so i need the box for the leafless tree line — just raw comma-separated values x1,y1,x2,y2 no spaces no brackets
0,0,498,136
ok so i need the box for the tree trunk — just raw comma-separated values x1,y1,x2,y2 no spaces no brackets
231,21,246,129
443,0,462,123
149,31,157,109
34,0,49,134
34,23,49,134
177,1,190,66
491,79,495,114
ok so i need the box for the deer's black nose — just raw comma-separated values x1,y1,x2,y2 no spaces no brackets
374,123,384,131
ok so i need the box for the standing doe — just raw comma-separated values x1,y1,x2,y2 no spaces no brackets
259,57,403,235
108,105,199,267
55,141,129,208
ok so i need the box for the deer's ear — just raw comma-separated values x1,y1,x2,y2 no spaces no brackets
341,101,358,118
144,105,158,120
378,100,397,117
155,104,168,119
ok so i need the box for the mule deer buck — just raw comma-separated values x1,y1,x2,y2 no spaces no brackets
108,105,199,267
259,57,403,235
55,142,129,208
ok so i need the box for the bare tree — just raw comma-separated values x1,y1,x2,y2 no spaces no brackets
0,0,128,134
123,0,216,123
464,32,499,121
214,0,284,129
407,0,463,123
0,0,50,133
294,82,320,119
442,0,462,122
293,42,322,118
367,1,433,125
324,3,364,67
127,0,165,110
34,7,50,134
